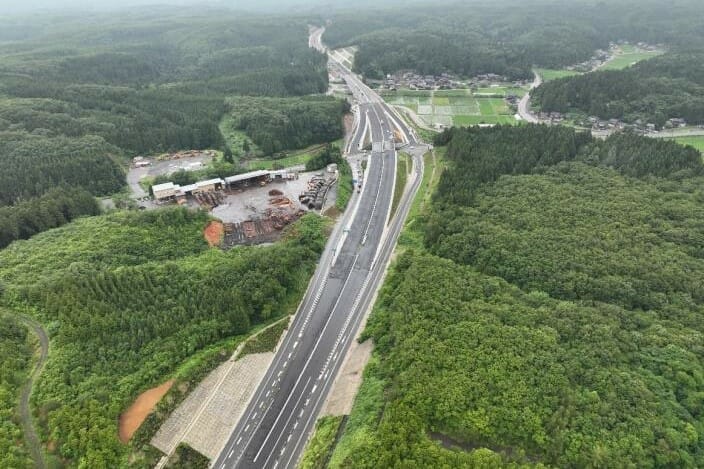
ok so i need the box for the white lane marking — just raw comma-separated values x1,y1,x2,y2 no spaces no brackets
228,450,234,458
253,376,311,463
236,437,242,446
258,377,312,466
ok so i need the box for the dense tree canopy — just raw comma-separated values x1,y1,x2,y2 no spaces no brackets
0,8,331,247
0,209,327,467
333,125,704,468
0,315,32,469
0,132,124,206
224,96,348,155
0,187,101,249
325,0,704,80
533,52,704,126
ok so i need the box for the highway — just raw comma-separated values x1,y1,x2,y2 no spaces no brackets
211,26,425,469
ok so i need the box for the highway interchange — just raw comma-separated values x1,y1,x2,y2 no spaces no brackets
212,26,427,469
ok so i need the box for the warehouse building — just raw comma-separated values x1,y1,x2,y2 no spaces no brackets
152,182,179,201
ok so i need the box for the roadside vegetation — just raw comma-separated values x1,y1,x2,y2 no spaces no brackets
166,443,209,469
0,313,33,468
299,416,345,469
335,159,354,212
238,317,290,357
331,124,704,467
0,209,327,467
390,153,410,219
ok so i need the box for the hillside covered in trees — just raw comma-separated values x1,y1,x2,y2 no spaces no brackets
0,8,332,248
0,209,328,467
0,314,33,468
533,52,704,126
332,125,704,468
223,96,349,155
325,0,704,80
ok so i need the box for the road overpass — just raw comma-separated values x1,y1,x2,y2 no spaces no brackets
211,26,424,469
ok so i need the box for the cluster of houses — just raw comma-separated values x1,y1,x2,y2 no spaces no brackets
471,74,525,89
566,41,663,73
586,116,688,132
567,48,613,72
379,72,461,91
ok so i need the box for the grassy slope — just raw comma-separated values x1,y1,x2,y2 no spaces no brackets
669,136,704,153
298,416,345,469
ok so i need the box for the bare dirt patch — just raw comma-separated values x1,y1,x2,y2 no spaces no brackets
119,379,175,444
203,221,224,247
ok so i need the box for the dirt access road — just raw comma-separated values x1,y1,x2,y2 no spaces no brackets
18,315,49,469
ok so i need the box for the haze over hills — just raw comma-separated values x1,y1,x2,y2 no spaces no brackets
0,0,419,15
1,1,704,468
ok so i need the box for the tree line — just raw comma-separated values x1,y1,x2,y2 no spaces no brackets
325,0,704,81
0,187,100,249
533,52,704,127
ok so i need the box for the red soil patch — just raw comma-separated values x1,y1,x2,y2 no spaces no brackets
118,379,174,444
204,220,224,247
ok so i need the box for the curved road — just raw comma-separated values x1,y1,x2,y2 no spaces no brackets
211,27,425,469
517,70,542,123
18,315,48,469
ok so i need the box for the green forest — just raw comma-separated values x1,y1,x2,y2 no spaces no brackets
325,0,704,80
224,96,348,155
0,314,33,468
0,209,328,467
0,8,334,247
332,125,704,467
533,52,704,126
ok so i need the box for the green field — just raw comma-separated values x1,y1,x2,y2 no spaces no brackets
600,44,664,70
536,68,582,82
384,90,517,128
668,135,704,153
245,140,343,170
474,86,526,97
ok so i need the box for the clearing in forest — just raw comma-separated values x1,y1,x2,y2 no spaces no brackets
119,380,175,444
203,220,224,247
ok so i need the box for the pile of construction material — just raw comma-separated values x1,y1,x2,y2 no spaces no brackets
195,191,224,209
222,209,306,247
299,175,329,210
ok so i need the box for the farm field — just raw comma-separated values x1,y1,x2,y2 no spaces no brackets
536,68,581,82
668,135,704,154
474,86,526,96
600,44,664,70
383,89,517,128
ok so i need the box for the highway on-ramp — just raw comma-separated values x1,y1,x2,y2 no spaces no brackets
211,26,424,469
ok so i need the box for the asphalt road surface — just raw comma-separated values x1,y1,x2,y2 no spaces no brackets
211,27,424,469
517,70,542,123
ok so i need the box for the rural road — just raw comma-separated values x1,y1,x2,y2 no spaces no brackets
18,315,48,469
517,70,542,123
211,26,425,469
